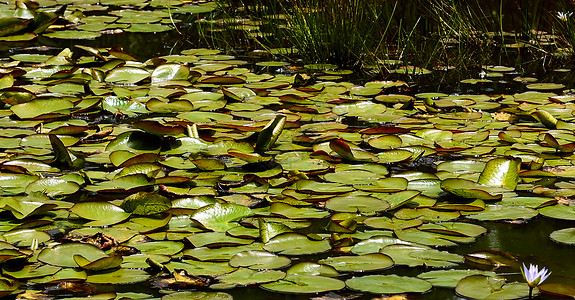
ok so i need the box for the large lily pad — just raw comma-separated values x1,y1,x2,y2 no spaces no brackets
318,253,394,272
263,233,331,255
228,250,291,269
261,275,345,294
455,275,530,299
191,203,254,232
346,274,432,294
38,243,107,268
70,202,131,226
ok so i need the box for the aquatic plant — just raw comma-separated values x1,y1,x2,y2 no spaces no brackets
521,263,551,298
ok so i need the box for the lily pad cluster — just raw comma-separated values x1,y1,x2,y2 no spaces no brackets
0,36,574,300
0,0,216,42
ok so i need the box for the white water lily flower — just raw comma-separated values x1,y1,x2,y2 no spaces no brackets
521,263,551,288
557,11,574,22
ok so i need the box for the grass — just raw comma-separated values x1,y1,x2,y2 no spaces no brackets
196,0,575,71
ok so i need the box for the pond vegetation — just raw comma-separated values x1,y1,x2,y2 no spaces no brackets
1,0,575,299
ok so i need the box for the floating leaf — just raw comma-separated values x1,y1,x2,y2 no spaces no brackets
263,233,331,255
38,243,107,268
255,115,286,152
10,98,73,119
70,202,131,226
216,268,285,286
86,269,150,284
319,253,393,272
229,250,291,270
477,157,521,190
325,195,390,214
455,275,530,299
550,227,575,245
121,192,171,215
261,275,345,294
466,205,538,221
105,67,150,84
191,203,254,232
346,274,432,294
418,269,497,288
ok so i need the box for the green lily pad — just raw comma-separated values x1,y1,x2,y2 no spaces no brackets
2,264,61,280
102,96,148,115
466,205,538,221
1,229,50,247
70,202,131,226
550,227,575,245
539,283,575,298
183,243,263,261
261,275,345,294
186,232,253,248
539,204,575,220
74,254,123,271
394,208,460,222
464,250,518,268
295,180,354,194
191,203,254,232
132,241,184,255
319,253,393,272
229,250,291,269
151,63,189,83
165,259,236,276
394,228,458,247
25,178,80,197
363,217,423,230
418,269,497,288
106,67,151,84
1,197,57,219
477,157,521,190
162,291,232,300
346,274,432,294
38,243,107,268
263,233,331,255
86,268,150,284
270,202,329,219
121,192,171,215
455,275,530,300
10,98,73,119
381,244,462,268
44,30,102,39
325,195,390,214
216,268,285,286
441,178,504,200
419,222,487,237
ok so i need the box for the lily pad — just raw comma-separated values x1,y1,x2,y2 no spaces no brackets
86,269,150,284
466,205,538,221
318,253,393,272
455,275,530,299
38,243,107,268
229,250,291,269
325,195,390,214
191,203,254,232
346,274,432,294
418,269,497,288
263,233,331,255
550,227,575,245
261,275,345,294
70,202,131,226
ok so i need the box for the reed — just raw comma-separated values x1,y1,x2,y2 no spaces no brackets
208,0,575,69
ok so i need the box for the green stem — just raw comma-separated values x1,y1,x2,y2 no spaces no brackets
529,286,533,299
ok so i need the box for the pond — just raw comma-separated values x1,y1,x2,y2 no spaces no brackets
1,0,575,299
